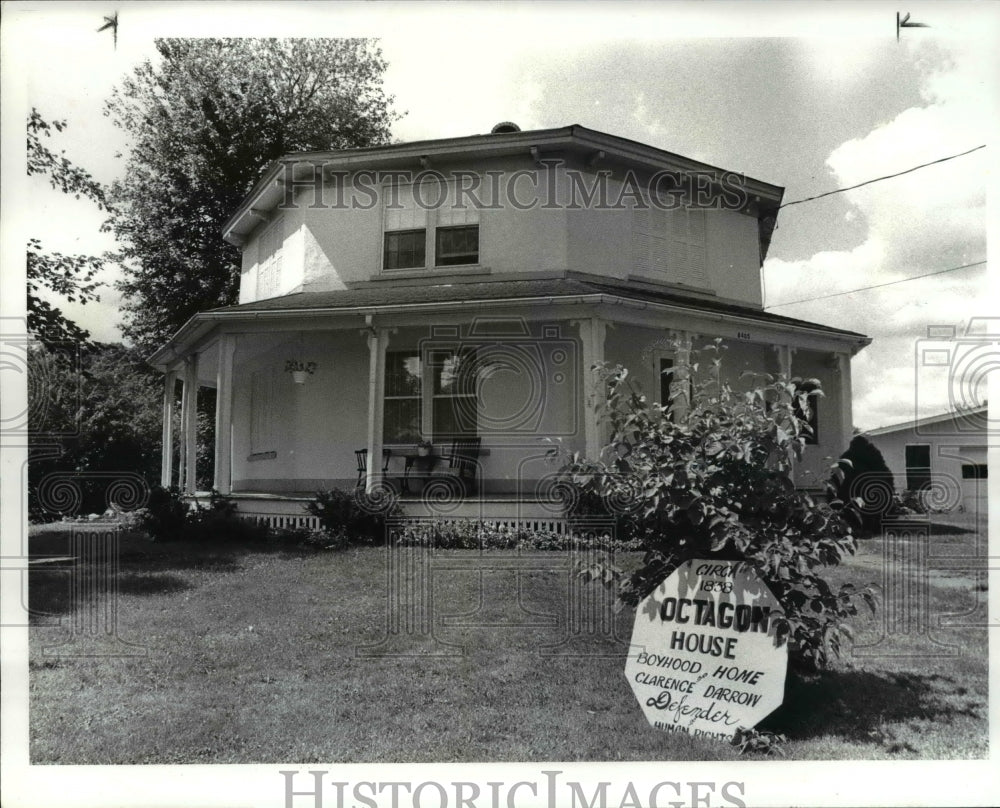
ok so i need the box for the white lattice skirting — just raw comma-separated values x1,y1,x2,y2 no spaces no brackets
399,516,571,534
240,513,322,530
238,514,573,534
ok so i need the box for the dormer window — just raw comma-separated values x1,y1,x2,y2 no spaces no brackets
383,178,480,271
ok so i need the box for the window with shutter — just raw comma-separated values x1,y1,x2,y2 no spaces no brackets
670,207,708,288
632,202,708,288
257,215,284,298
250,371,277,453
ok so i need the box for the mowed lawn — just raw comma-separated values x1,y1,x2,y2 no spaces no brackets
27,514,988,764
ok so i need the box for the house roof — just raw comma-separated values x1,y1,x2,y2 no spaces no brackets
222,123,785,259
863,404,989,436
149,273,870,368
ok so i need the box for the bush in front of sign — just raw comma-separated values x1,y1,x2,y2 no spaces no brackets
557,339,877,671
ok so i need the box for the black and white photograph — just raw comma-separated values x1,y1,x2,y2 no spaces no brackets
1,2,996,807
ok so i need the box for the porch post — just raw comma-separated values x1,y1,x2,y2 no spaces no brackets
772,344,794,379
365,325,390,493
670,329,694,417
835,351,854,449
181,353,199,495
578,317,607,460
160,370,177,487
771,344,798,475
213,335,236,495
177,362,188,491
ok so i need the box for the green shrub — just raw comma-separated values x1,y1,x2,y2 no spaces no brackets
135,488,269,544
731,727,787,756
135,485,189,541
393,519,633,552
831,435,895,534
893,489,928,515
266,526,351,551
563,485,646,544
557,340,877,672
185,492,271,543
305,488,402,545
299,527,351,551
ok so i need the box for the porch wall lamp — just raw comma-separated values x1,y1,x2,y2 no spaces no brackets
284,359,318,385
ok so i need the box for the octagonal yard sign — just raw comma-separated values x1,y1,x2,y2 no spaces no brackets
625,559,787,742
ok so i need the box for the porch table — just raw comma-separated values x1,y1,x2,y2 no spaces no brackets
392,448,490,494
397,451,443,494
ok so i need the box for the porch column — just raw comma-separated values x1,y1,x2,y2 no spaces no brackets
160,370,177,487
670,329,694,416
834,351,854,449
578,317,607,460
772,344,795,379
180,353,199,495
177,361,188,491
365,325,390,493
213,335,236,495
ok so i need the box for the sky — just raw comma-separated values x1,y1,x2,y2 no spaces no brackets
2,1,997,432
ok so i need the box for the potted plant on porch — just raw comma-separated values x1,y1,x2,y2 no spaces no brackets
284,359,317,385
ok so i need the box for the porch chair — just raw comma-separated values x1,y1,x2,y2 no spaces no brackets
435,437,482,496
355,448,391,489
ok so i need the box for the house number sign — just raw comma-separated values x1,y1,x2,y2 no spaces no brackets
624,559,787,742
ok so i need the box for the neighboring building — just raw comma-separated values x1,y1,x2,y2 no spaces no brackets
864,405,988,514
149,123,871,527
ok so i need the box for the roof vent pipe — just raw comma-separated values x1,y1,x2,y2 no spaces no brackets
491,121,521,134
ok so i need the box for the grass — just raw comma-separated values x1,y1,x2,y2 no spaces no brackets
27,514,988,763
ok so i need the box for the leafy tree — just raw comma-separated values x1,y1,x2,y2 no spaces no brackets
29,342,164,519
831,435,895,534
559,340,876,671
106,38,400,352
26,110,107,348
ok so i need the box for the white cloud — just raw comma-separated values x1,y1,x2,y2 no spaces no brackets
763,37,993,431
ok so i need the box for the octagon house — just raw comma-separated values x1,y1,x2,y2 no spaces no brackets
149,123,871,528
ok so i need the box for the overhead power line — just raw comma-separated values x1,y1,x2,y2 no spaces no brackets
778,145,986,210
765,260,986,309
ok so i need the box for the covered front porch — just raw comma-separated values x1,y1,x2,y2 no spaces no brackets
157,311,601,503
152,281,867,523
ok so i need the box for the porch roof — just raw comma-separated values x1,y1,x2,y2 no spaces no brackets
215,275,867,335
150,274,870,368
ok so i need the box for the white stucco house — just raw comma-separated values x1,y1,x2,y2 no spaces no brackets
149,123,871,527
864,405,988,514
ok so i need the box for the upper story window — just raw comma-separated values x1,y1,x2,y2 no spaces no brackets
384,229,426,271
436,225,479,266
383,179,480,271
